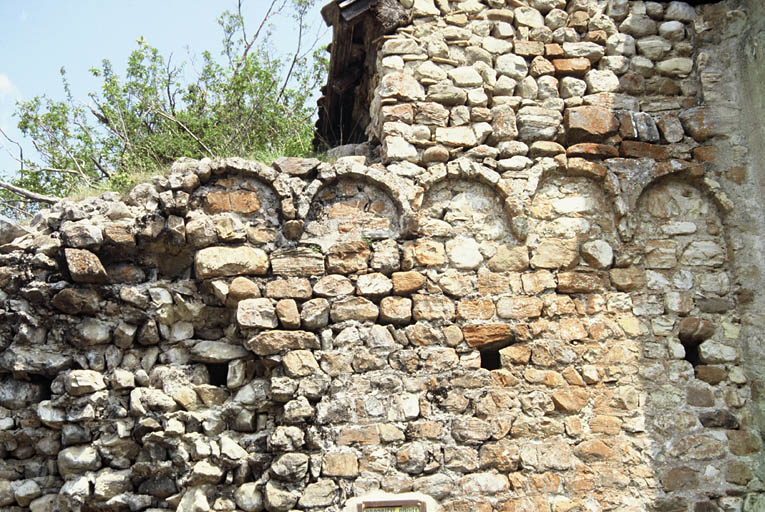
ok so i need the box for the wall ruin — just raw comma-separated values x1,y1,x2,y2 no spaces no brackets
0,0,763,511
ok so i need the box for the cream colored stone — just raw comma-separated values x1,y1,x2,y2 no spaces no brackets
195,246,268,279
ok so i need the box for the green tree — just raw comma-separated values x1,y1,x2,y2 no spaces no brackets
0,0,327,217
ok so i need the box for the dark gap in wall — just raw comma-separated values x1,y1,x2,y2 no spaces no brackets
29,374,53,401
480,349,502,371
480,339,514,371
681,339,702,367
206,363,228,387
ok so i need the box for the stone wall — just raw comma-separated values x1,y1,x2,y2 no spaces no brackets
0,0,763,511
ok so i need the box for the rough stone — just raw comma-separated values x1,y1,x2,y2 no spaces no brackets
462,324,512,348
64,370,107,396
237,298,278,329
581,240,613,269
65,249,108,284
327,241,371,274
565,106,620,142
58,445,101,477
235,483,264,512
322,452,359,477
531,239,579,269
204,190,260,214
195,246,268,278
270,248,325,276
276,299,301,329
301,298,330,330
245,330,320,355
331,297,379,322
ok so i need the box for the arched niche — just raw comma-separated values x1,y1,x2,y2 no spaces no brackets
634,177,729,278
527,173,620,251
637,178,725,242
189,173,281,229
632,178,732,312
419,179,515,244
300,177,402,250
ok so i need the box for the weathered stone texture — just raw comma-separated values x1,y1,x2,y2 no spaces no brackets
0,2,763,511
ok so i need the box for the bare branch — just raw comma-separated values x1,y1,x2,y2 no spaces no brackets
26,167,81,176
276,9,305,105
0,198,32,217
89,157,112,179
0,127,25,167
39,125,92,186
165,54,179,115
0,180,59,204
153,106,214,157
231,0,285,81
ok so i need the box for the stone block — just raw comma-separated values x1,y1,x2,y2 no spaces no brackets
552,389,589,412
620,141,670,159
435,127,479,147
457,298,495,320
610,267,645,292
552,58,591,76
463,324,512,348
276,299,301,329
204,190,260,214
392,271,426,294
313,274,354,297
557,272,607,293
644,240,677,269
357,273,394,296
330,297,379,322
531,239,579,269
65,249,108,284
300,298,330,330
265,278,312,299
51,289,101,315
413,295,456,321
321,453,359,478
270,248,325,276
64,370,106,396
414,240,447,267
245,331,320,356
522,270,557,294
327,241,370,274
237,298,278,329
195,246,268,279
497,297,543,319
488,245,529,272
661,467,698,492
564,106,619,143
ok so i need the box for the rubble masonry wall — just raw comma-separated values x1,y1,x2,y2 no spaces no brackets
0,1,763,511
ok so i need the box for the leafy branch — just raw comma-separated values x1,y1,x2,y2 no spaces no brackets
0,0,327,218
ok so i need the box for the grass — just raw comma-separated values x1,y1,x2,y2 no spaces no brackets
65,163,175,202
60,143,329,204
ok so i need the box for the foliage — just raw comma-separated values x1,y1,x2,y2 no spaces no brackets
0,0,327,217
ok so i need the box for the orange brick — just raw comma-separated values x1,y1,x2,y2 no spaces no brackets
552,58,591,75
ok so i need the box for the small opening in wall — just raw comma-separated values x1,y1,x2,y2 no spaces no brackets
680,339,702,367
479,339,513,371
480,349,502,371
29,374,53,401
206,363,228,387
